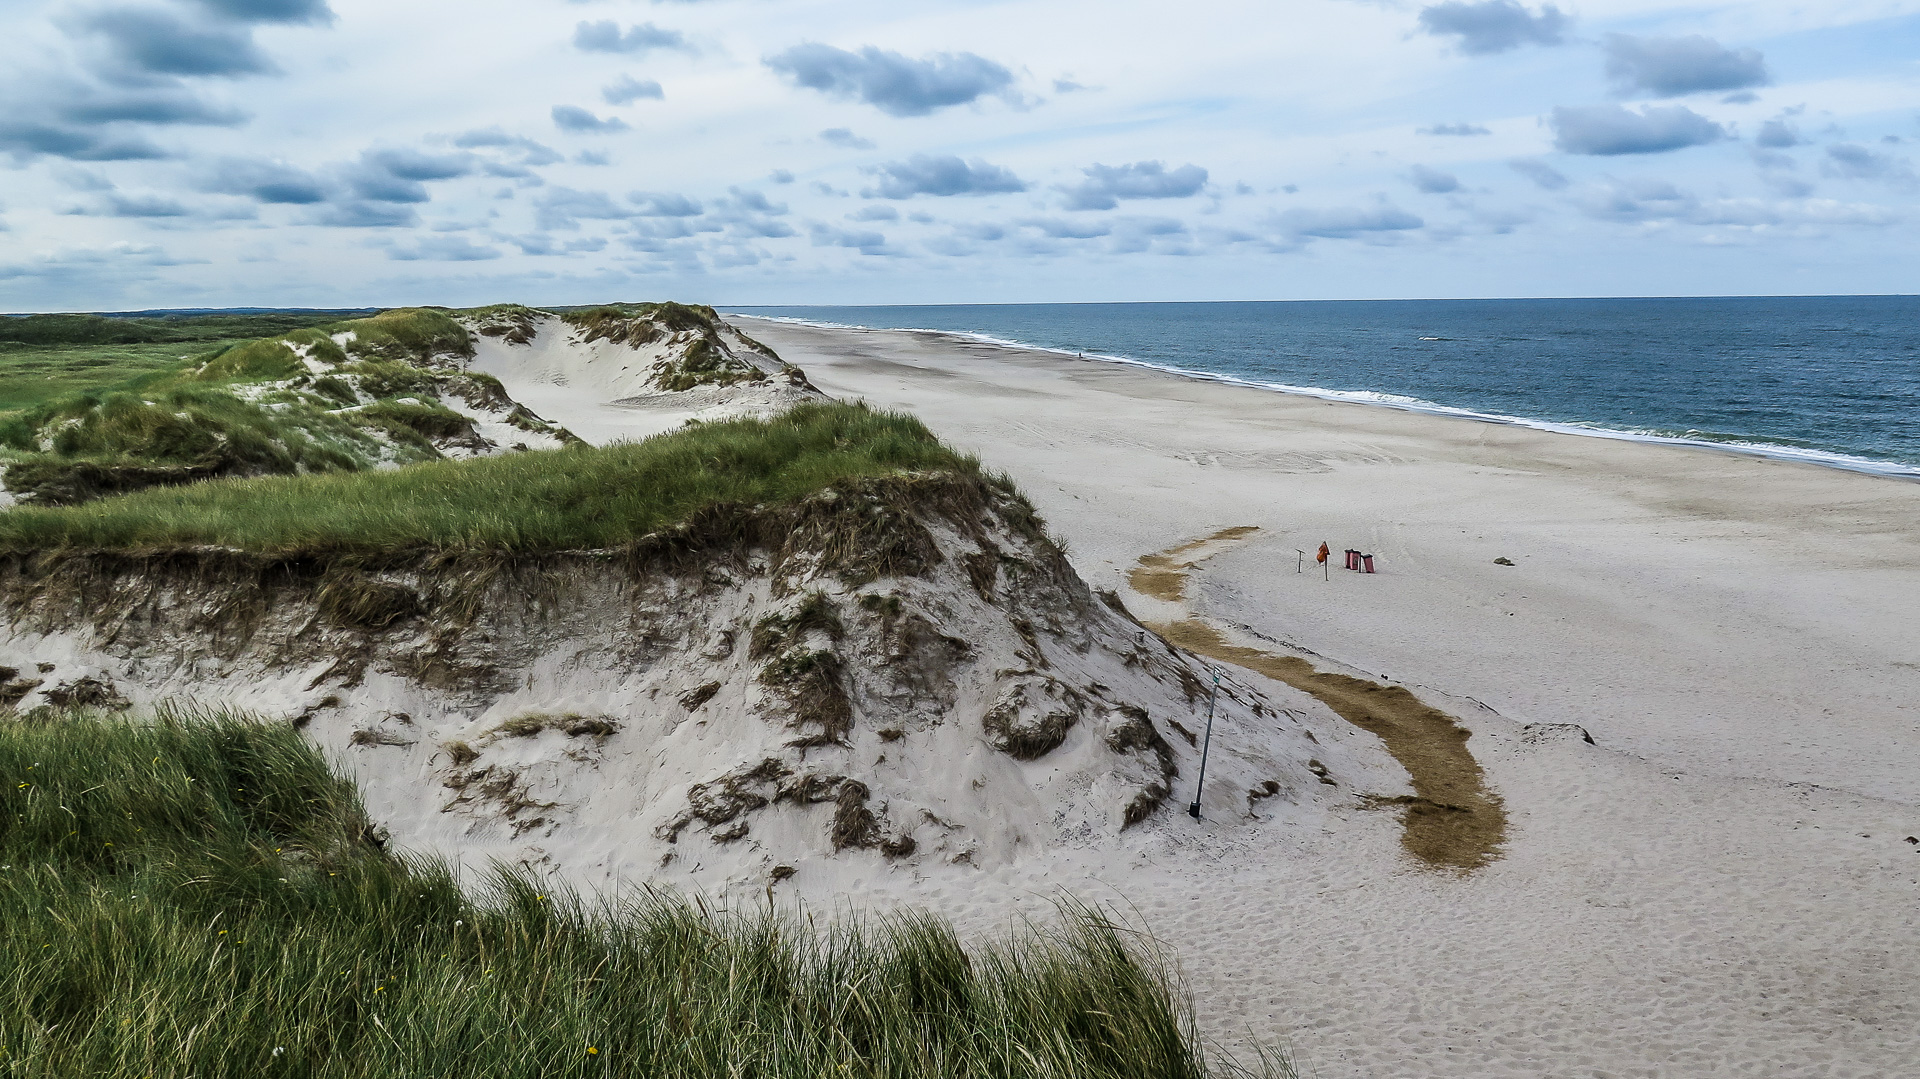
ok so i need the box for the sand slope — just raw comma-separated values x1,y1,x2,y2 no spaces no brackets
466,311,823,445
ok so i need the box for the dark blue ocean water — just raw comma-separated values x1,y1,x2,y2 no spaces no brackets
726,298,1920,478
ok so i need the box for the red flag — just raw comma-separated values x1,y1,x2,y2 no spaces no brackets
1315,542,1330,564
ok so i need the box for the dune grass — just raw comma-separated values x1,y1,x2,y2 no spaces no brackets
0,311,372,349
0,341,242,413
0,311,371,410
0,710,1290,1077
0,402,978,555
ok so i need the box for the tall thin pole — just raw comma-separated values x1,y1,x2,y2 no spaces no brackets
1187,666,1221,818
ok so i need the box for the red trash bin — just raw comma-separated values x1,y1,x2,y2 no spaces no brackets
1362,554,1376,573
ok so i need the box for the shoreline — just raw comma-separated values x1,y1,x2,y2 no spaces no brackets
733,313,1920,801
723,311,1920,482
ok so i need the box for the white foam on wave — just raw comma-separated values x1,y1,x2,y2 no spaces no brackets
727,312,1920,481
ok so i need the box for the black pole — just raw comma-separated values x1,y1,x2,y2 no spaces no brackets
1186,666,1221,818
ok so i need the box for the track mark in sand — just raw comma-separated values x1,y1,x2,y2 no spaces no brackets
1129,526,1262,604
1129,529,1507,872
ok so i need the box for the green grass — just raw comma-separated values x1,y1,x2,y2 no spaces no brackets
0,310,499,506
331,309,471,364
0,402,978,555
0,710,1291,1077
0,341,237,412
0,311,373,348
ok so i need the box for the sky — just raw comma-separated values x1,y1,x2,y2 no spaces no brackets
1,0,1918,311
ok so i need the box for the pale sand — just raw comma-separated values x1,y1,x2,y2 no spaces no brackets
714,317,1920,1079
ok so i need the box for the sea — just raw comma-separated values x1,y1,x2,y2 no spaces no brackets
725,297,1920,479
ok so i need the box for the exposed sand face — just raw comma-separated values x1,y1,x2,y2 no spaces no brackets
726,317,1920,1079
466,313,823,445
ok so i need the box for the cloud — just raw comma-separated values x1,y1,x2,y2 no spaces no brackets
387,236,502,261
89,193,192,218
81,8,275,78
1580,178,1697,223
820,127,875,150
0,243,203,284
765,44,1014,117
573,21,685,55
1755,119,1801,148
862,155,1025,199
511,234,607,256
1550,104,1725,155
704,189,795,238
307,201,417,227
332,148,474,207
0,121,164,162
1019,216,1112,239
725,189,781,214
1107,215,1192,254
629,191,703,216
201,157,329,203
1408,164,1460,193
849,204,898,221
552,106,630,134
1420,123,1491,136
536,187,633,229
453,128,564,166
1417,1,1567,55
190,0,334,24
364,148,473,182
602,76,663,105
1603,35,1769,98
809,223,891,254
768,169,793,183
58,86,247,127
1569,179,1889,231
1509,158,1569,189
1060,161,1208,210
1273,204,1424,241
1824,143,1915,184
53,167,115,192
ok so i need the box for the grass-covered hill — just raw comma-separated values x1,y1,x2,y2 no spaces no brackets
0,308,571,507
0,310,374,413
0,402,968,556
0,709,1290,1078
0,301,803,509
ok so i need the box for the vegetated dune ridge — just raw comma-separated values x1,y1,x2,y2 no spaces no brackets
0,301,807,509
0,407,1397,896
0,308,571,508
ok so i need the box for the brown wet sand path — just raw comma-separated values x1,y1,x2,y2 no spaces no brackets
1130,527,1507,872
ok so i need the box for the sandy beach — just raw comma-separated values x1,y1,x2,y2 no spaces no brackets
658,317,1920,1079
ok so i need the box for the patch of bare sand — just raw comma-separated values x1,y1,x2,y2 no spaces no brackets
1130,529,1505,871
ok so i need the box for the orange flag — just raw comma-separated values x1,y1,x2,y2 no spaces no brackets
1316,541,1330,564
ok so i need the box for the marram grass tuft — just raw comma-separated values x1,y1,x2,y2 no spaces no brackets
0,710,1295,1078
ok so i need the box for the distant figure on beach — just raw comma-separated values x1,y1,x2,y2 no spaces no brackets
1316,541,1330,565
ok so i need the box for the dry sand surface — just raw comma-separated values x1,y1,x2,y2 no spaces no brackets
707,317,1920,1079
